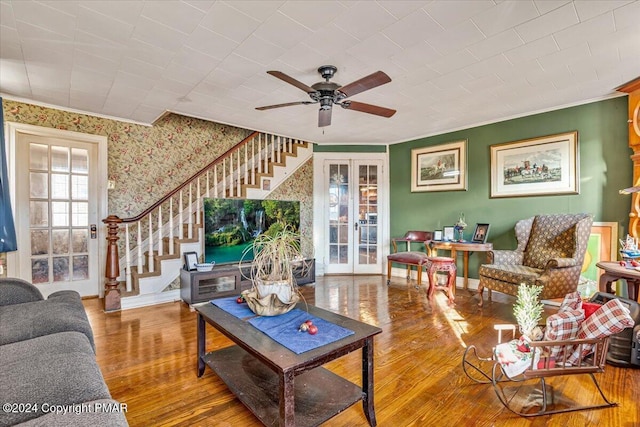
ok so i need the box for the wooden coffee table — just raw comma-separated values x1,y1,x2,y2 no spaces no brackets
196,302,382,427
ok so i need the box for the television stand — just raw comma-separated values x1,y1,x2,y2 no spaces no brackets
180,259,316,305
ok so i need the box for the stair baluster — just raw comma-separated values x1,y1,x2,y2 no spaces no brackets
101,131,311,311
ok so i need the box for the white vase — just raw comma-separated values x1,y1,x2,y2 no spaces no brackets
256,279,293,303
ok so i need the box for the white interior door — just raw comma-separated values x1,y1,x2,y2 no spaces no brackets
317,154,386,275
9,125,106,297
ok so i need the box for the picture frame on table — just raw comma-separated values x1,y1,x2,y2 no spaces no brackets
490,131,578,198
411,140,467,192
471,223,490,243
433,230,443,241
443,226,455,242
184,251,198,271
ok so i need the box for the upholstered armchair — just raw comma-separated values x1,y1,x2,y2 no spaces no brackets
478,213,593,305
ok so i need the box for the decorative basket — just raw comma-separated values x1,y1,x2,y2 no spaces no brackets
243,279,299,316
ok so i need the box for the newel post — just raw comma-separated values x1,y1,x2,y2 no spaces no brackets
103,215,123,312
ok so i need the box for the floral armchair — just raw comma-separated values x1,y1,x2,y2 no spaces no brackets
477,213,593,306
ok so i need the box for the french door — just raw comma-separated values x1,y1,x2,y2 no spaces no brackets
8,124,107,297
315,154,387,275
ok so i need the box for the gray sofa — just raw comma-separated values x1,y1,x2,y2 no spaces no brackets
0,278,128,426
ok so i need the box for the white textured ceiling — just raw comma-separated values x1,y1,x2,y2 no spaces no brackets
1,0,639,144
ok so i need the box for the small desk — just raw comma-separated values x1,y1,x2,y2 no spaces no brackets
596,261,640,302
428,241,493,290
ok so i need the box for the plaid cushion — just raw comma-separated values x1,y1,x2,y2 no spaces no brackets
559,291,582,313
543,309,584,359
566,298,634,364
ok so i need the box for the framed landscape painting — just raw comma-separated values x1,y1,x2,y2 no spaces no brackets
490,131,578,198
411,140,467,192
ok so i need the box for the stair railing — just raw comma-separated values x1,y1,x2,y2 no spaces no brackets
102,131,308,311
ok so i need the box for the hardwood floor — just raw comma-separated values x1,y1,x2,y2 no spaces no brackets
84,276,640,426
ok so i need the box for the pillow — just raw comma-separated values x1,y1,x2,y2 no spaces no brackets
559,291,582,313
543,309,584,359
566,298,634,364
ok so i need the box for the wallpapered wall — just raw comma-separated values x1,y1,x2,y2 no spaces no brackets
2,100,314,257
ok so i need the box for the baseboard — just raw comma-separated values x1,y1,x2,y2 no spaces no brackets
121,289,181,310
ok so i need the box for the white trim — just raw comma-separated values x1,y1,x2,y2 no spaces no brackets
121,289,182,310
4,122,108,297
313,152,389,276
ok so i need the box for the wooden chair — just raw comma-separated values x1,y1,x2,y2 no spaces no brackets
386,231,432,286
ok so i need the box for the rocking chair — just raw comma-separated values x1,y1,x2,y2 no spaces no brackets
462,324,617,417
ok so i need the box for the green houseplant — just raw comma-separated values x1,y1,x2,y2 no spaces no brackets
240,224,310,316
513,283,544,341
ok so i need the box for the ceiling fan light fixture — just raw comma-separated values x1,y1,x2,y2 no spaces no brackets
257,65,395,127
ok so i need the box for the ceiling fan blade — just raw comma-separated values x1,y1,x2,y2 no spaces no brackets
337,71,391,98
267,71,317,94
343,100,396,118
318,108,332,127
256,101,311,111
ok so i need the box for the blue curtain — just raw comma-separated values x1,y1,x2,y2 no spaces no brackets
0,98,18,252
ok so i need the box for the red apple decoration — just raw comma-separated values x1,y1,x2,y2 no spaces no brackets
308,325,318,335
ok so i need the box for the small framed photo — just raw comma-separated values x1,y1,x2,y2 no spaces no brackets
443,226,455,241
433,230,443,241
184,251,198,271
472,224,490,243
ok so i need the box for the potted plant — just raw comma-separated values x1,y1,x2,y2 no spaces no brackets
513,283,544,341
240,223,310,316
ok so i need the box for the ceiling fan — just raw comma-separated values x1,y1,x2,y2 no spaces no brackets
256,65,396,127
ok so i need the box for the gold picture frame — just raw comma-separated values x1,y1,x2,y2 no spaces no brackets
581,222,619,282
411,140,467,192
490,131,578,198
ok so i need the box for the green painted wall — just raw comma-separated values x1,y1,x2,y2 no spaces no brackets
389,97,631,278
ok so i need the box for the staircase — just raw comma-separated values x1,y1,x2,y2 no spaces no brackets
102,131,313,311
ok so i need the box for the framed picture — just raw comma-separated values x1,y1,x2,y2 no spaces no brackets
443,226,455,241
411,140,467,192
433,230,443,241
471,223,490,243
490,131,578,198
184,251,198,271
581,222,619,282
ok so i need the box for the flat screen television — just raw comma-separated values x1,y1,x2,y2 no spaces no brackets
203,198,301,265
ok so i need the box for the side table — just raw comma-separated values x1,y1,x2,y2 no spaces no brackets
596,261,640,302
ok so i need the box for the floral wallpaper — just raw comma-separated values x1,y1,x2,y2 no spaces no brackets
2,99,252,218
2,99,315,262
268,159,314,258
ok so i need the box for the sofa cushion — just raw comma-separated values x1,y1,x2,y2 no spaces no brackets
0,332,113,426
478,264,543,286
0,291,95,350
0,278,43,306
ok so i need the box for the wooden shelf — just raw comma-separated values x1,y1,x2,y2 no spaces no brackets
203,345,363,427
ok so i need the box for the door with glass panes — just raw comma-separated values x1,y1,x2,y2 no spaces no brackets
14,132,100,297
325,159,383,274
